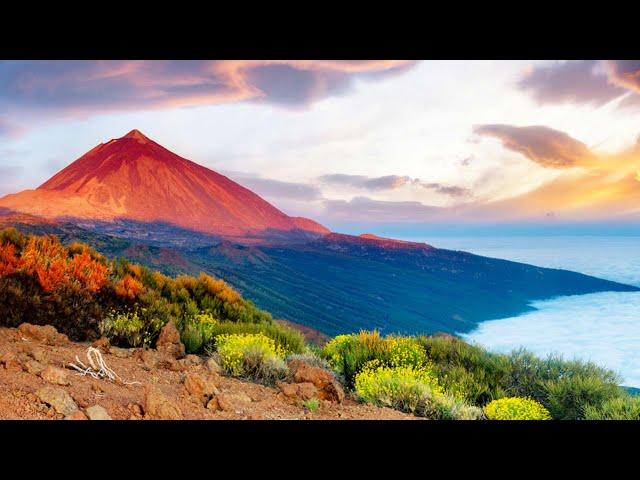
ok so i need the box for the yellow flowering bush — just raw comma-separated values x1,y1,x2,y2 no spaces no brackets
484,397,551,420
355,360,443,413
215,333,285,377
386,336,427,368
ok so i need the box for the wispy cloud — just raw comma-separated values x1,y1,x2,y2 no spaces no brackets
225,172,322,201
319,174,470,197
473,124,597,169
0,60,416,118
517,60,640,108
322,196,445,221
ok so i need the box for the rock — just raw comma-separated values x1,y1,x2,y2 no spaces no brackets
184,372,220,405
182,354,203,367
17,323,68,346
143,386,183,420
140,349,158,370
276,381,318,401
0,351,23,372
25,359,45,375
91,337,111,353
288,360,344,403
36,386,78,416
65,410,88,420
40,365,71,386
156,320,181,346
156,321,185,359
205,357,222,374
206,397,221,411
86,405,112,420
212,392,252,412
127,403,143,418
27,346,48,363
166,358,187,372
110,347,133,359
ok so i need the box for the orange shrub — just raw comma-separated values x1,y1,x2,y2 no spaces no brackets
0,242,19,277
115,274,144,300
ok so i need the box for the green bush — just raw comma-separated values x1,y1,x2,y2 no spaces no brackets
417,335,509,405
484,397,551,420
98,309,163,348
584,395,640,420
505,350,622,419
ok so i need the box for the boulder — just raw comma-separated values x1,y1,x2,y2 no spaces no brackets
40,365,71,386
209,392,252,412
143,386,183,420
36,386,78,416
86,405,112,420
183,373,219,406
17,323,68,346
287,360,344,403
156,321,185,359
276,381,319,402
205,357,222,375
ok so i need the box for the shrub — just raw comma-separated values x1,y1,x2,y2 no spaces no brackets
505,350,622,419
584,395,640,420
484,397,551,420
303,398,320,412
417,335,509,405
181,324,204,354
0,229,285,346
98,309,162,348
355,360,443,414
201,320,305,355
215,333,286,379
544,375,623,420
417,393,486,420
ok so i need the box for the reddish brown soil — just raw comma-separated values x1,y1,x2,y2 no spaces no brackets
0,326,417,420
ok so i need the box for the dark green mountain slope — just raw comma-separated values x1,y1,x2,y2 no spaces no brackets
2,216,637,337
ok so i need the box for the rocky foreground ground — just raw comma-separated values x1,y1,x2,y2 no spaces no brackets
0,323,416,420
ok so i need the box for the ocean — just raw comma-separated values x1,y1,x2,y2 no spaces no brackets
402,235,640,387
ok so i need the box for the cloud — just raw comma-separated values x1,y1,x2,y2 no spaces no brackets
0,60,415,117
603,60,640,93
319,174,470,197
517,60,640,107
323,196,444,221
225,173,322,201
474,124,596,169
517,60,626,106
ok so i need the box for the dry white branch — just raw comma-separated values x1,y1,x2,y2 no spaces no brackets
68,347,141,386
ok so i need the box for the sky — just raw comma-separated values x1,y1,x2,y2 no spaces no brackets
1,60,639,234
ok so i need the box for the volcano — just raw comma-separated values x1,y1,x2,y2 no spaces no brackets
0,129,329,238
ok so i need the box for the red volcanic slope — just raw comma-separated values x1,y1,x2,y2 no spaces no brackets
0,130,330,237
